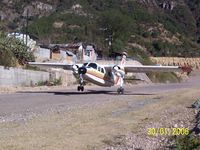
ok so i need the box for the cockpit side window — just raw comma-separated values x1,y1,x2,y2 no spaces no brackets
88,63,97,69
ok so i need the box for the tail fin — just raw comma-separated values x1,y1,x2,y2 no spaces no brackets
120,52,127,66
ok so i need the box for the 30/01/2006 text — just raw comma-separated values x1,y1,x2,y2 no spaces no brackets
147,128,189,136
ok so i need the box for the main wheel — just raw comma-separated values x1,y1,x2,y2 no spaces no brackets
77,86,80,91
80,86,84,91
117,87,124,94
77,86,84,92
117,88,120,94
121,88,124,94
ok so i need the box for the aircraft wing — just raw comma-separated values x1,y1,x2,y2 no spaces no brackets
104,65,192,73
28,62,73,70
124,65,191,73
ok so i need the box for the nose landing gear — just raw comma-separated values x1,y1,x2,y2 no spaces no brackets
77,73,85,92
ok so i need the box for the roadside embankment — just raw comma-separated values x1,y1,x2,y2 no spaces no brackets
151,57,200,70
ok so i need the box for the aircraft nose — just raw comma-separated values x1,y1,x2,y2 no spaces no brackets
78,67,87,74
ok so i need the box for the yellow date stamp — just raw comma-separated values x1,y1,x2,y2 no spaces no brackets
147,128,189,136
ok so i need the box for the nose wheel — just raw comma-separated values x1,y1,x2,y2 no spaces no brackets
77,86,84,92
117,87,124,94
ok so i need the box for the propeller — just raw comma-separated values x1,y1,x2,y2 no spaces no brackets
78,67,87,75
113,65,125,77
72,65,79,74
67,49,88,85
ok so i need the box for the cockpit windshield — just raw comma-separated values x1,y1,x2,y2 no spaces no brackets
87,63,97,69
83,63,88,66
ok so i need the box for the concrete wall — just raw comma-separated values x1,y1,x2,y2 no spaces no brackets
49,69,77,86
0,66,49,87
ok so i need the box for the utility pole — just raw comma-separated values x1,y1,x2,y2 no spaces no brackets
99,27,107,48
108,34,113,56
26,9,29,46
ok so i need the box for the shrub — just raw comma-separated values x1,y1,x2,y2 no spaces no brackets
142,32,151,38
174,135,200,150
36,78,62,86
0,32,35,67
147,72,181,83
9,37,35,65
151,31,160,38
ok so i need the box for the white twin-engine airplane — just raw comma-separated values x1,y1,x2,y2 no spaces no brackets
29,52,192,94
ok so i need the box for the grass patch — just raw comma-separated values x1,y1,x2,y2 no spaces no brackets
25,65,47,72
147,72,181,83
174,135,200,150
36,78,62,86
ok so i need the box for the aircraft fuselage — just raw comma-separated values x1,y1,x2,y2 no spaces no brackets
83,68,114,87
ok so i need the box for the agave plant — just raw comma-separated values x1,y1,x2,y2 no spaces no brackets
0,32,35,67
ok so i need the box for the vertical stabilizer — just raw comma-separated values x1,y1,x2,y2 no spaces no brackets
120,52,127,66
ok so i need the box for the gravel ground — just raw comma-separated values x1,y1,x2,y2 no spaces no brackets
103,106,196,150
0,71,200,150
0,71,199,124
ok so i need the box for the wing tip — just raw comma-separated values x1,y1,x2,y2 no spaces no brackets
179,66,193,75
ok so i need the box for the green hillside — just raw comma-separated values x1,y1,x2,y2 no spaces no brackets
0,0,200,61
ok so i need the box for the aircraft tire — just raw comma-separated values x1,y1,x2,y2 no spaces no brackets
77,86,80,91
77,86,84,91
81,86,84,91
117,87,124,95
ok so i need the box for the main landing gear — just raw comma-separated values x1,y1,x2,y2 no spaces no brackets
117,75,125,95
117,87,124,95
77,73,85,92
77,85,84,91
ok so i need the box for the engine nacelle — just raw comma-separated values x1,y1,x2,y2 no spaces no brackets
113,65,125,77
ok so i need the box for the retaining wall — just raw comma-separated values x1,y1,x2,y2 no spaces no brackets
0,66,49,87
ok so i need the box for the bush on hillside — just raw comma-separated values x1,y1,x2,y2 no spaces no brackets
0,32,35,67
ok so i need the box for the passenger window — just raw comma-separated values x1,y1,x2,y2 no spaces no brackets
101,68,104,73
98,67,101,72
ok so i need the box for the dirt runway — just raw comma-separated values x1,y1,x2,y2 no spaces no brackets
0,72,200,150
0,71,199,122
